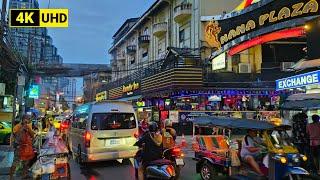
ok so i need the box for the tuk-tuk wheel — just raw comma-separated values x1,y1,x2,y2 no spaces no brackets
200,161,216,180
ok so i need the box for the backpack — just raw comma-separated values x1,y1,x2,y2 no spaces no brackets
162,129,175,149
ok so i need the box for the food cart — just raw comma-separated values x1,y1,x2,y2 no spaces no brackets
31,134,70,180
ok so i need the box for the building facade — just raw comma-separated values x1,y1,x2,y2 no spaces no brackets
101,0,316,133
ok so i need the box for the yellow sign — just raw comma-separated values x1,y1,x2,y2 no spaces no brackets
96,91,107,102
122,82,140,94
9,9,68,28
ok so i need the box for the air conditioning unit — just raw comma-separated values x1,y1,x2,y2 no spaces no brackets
281,62,295,71
238,63,252,73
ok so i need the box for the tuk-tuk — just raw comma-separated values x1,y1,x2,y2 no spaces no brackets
192,116,310,180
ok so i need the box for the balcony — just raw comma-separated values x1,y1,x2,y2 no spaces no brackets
138,35,150,48
174,3,192,24
153,22,167,37
126,45,136,55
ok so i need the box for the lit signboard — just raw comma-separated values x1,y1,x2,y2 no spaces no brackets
276,70,320,91
212,52,226,70
29,85,40,99
95,91,107,102
122,81,140,96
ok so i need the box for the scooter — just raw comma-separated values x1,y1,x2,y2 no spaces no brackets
133,147,178,179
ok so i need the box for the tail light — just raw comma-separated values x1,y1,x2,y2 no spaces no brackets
166,165,175,176
134,131,139,138
171,147,182,157
61,122,69,130
84,131,91,147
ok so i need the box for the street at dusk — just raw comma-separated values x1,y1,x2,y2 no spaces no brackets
1,0,320,180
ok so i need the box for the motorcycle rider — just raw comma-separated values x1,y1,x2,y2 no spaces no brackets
136,122,163,180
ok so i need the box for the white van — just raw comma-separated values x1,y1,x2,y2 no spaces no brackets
68,101,138,164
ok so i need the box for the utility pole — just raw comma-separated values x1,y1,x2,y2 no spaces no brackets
1,0,8,38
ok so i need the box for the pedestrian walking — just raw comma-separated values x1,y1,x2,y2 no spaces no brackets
307,114,320,174
10,114,35,180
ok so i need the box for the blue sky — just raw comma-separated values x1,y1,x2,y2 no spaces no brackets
38,0,155,64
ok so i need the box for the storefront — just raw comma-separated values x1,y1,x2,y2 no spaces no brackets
276,70,320,123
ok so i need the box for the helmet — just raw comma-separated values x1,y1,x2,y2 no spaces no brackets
165,119,172,127
148,122,159,132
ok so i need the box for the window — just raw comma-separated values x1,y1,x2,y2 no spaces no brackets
143,27,149,35
179,29,185,43
91,113,136,130
179,22,191,48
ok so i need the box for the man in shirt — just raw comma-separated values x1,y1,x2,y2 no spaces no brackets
240,129,264,176
307,114,320,174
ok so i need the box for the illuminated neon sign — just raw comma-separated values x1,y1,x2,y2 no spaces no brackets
276,70,320,91
228,27,305,56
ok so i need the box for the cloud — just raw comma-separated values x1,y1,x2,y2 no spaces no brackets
38,0,155,64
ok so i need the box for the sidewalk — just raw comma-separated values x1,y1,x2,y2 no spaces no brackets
0,145,14,179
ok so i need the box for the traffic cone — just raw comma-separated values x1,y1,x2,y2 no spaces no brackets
181,134,187,148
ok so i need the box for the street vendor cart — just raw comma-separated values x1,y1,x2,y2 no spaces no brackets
31,134,70,180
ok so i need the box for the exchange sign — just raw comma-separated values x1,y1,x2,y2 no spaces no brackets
276,70,320,91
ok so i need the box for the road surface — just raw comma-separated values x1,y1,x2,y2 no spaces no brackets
70,157,201,180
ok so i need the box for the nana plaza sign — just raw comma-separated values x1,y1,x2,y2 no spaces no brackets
122,82,140,96
276,70,320,91
204,0,320,52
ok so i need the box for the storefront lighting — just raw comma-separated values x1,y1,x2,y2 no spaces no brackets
228,27,305,56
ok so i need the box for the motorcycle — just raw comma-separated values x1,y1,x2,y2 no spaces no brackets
133,144,181,179
163,145,185,179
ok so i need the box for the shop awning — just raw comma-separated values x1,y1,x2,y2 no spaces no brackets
292,59,320,71
281,99,320,110
117,95,142,101
286,93,320,101
281,93,320,110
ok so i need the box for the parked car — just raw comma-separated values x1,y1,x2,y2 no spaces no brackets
0,121,12,145
68,101,139,165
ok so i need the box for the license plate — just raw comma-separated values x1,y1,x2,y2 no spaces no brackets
176,158,184,165
108,139,120,146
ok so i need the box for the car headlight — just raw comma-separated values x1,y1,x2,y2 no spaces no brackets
280,157,287,164
301,155,307,162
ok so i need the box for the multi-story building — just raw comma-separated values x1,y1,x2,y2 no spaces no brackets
109,0,242,81
9,0,63,65
61,78,77,108
104,0,318,131
9,0,65,112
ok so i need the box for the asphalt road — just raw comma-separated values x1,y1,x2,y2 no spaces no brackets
70,157,201,180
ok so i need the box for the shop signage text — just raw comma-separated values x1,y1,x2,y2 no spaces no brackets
95,91,107,102
276,70,320,91
122,82,140,95
212,52,226,70
205,0,320,50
